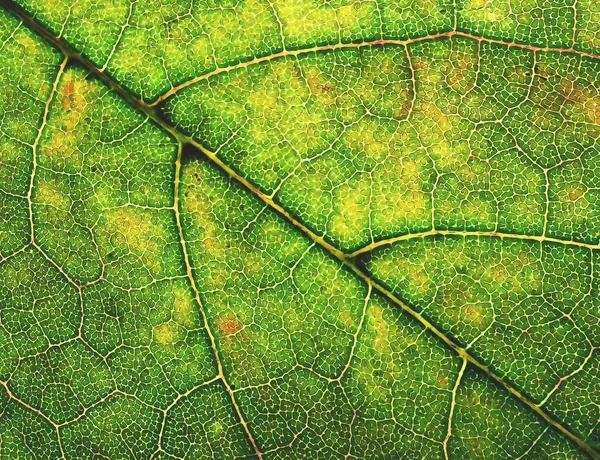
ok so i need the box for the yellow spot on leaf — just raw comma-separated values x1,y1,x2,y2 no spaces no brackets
277,0,372,41
172,286,195,328
463,0,514,29
153,321,184,345
369,304,391,352
104,207,163,275
331,180,369,240
43,72,97,169
560,182,587,202
583,95,600,125
36,181,71,211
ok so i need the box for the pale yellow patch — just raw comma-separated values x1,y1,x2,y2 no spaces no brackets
287,109,325,151
583,95,600,125
338,310,357,329
35,181,72,224
202,0,276,59
276,0,372,41
183,189,225,260
153,320,184,345
437,281,492,330
109,30,164,96
114,28,149,68
0,138,19,163
375,154,428,228
259,220,305,259
336,2,370,29
462,0,515,29
399,261,431,295
57,73,94,115
241,59,331,180
304,69,337,105
345,122,387,162
483,247,542,296
560,182,587,202
164,16,212,68
93,184,116,209
74,0,127,24
209,421,224,436
447,50,477,92
245,60,306,114
153,286,197,344
414,101,460,170
369,304,391,352
12,30,56,98
183,180,232,289
43,72,96,169
418,100,452,132
369,256,397,281
461,303,489,327
172,286,195,328
243,251,264,277
15,34,40,56
103,207,162,275
367,302,414,354
35,181,70,211
0,258,22,290
330,179,369,242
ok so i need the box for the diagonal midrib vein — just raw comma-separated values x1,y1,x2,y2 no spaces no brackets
2,1,597,458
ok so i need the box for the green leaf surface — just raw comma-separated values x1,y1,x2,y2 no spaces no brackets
0,0,598,458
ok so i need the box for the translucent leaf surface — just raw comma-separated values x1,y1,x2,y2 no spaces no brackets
0,1,598,458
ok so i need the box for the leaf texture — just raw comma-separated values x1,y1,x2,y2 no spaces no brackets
0,1,598,458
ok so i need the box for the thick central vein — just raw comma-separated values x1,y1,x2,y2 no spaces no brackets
2,2,598,458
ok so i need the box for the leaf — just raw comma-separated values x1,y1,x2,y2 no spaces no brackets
0,0,598,458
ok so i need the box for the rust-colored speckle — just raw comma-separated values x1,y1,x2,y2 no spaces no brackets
61,81,75,109
217,313,243,336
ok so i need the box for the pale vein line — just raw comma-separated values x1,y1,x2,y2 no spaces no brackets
28,56,68,243
542,168,551,238
348,229,600,258
0,381,66,459
171,142,262,457
150,30,600,106
443,357,467,460
25,56,81,289
404,43,417,123
0,245,27,265
100,0,136,72
516,426,551,459
537,249,597,409
32,241,80,289
333,284,371,382
153,374,221,458
452,0,458,32
0,18,21,53
537,343,596,408
572,0,578,49
27,57,81,290
265,0,286,52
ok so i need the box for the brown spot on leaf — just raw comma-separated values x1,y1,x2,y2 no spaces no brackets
305,70,336,96
561,183,587,202
217,313,243,336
